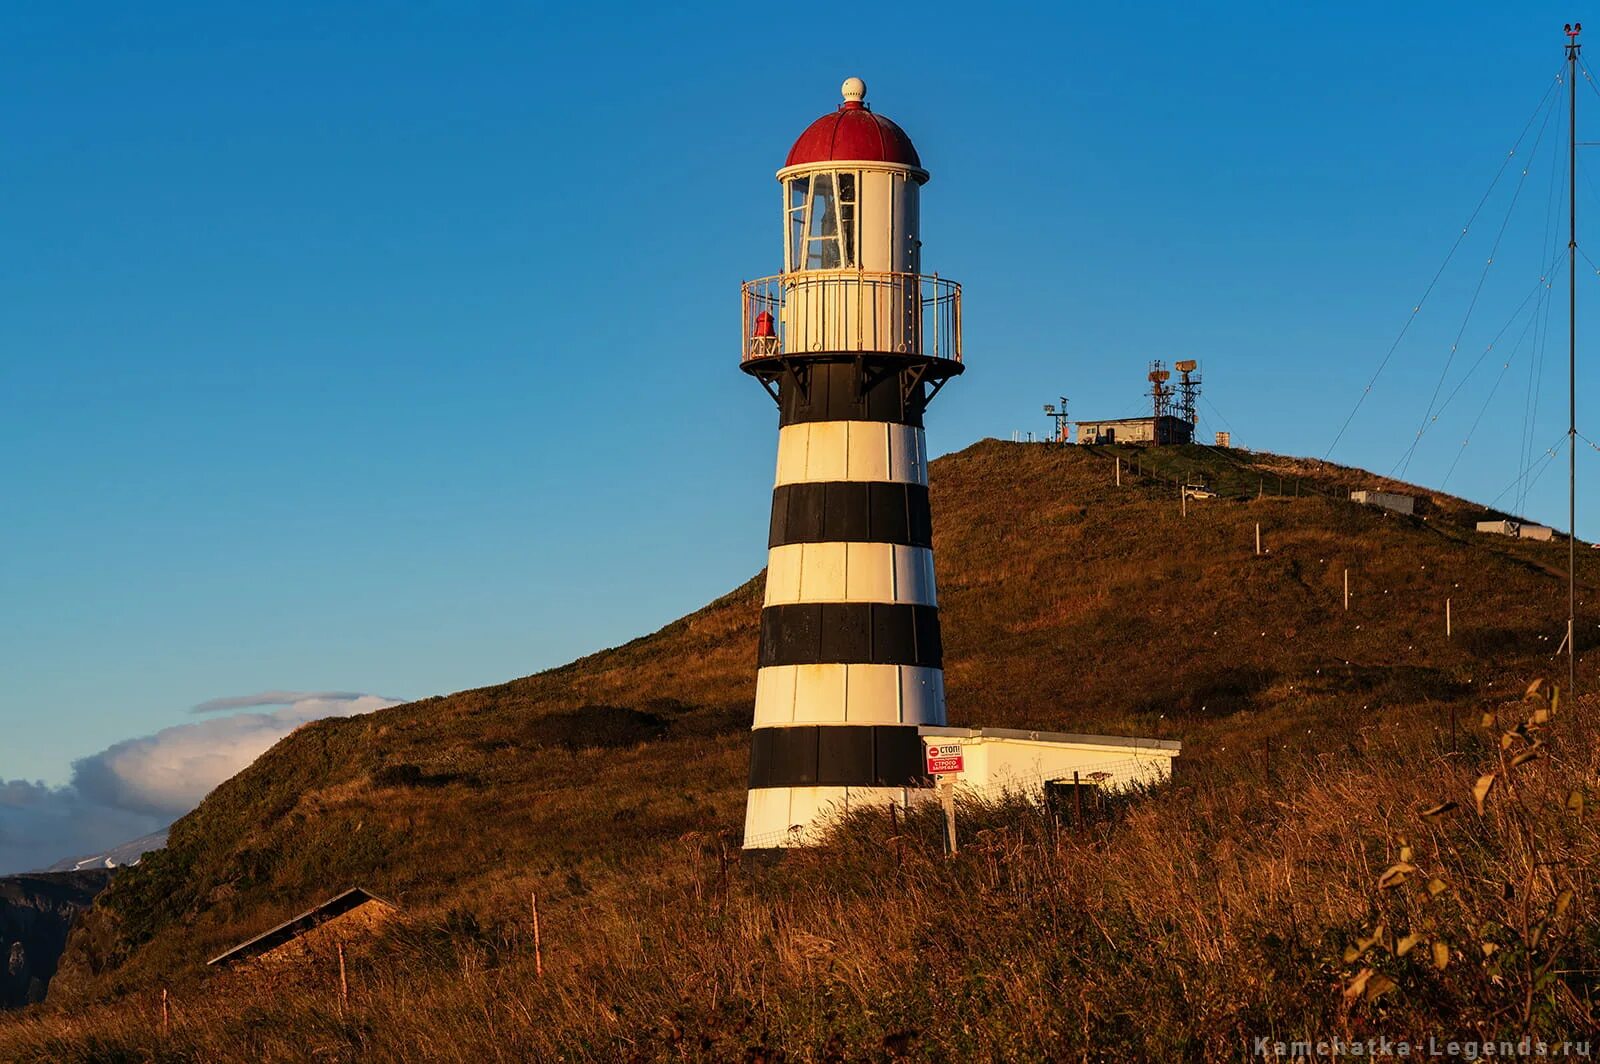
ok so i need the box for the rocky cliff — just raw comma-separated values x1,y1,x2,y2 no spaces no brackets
0,871,111,1007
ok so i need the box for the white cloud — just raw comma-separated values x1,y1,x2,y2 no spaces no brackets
0,691,402,875
190,690,368,714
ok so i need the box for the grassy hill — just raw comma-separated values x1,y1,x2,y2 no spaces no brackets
7,439,1598,1061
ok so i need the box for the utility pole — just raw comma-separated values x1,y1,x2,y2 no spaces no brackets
1568,22,1582,696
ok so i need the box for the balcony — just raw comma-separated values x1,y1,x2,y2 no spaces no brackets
741,271,962,366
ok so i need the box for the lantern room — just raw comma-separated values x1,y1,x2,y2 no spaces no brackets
779,77,926,276
741,78,961,371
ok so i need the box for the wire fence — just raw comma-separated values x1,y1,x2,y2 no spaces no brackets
1069,438,1567,528
1073,440,1393,509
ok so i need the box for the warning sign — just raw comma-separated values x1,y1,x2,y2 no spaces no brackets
925,743,964,775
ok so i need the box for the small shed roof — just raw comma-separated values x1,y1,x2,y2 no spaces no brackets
206,887,397,967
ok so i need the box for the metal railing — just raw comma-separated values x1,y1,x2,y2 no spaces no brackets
741,271,962,364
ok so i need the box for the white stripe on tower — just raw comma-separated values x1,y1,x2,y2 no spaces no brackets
773,422,928,486
751,665,945,727
763,543,937,605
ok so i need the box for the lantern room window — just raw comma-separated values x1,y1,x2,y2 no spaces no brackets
786,172,858,271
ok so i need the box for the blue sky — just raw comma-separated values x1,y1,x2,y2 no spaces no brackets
2,3,1598,863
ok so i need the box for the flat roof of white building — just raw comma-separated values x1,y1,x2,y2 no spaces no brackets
919,725,1180,756
1073,415,1189,427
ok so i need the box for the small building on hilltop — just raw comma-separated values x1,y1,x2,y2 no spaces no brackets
1075,359,1203,446
206,887,398,968
1477,519,1556,541
1349,490,1416,516
1075,415,1194,446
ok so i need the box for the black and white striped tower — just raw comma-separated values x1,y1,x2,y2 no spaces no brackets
739,77,964,847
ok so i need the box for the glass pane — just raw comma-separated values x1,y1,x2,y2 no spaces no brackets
808,173,836,238
790,214,806,272
786,178,809,272
806,236,829,270
837,174,856,266
805,173,838,269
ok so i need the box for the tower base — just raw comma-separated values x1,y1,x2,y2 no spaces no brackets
743,785,916,849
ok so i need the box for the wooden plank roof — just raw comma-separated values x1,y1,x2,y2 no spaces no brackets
205,887,397,967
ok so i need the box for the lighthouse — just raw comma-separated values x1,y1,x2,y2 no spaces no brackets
739,77,964,847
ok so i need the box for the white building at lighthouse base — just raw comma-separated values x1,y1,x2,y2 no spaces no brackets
741,725,1181,848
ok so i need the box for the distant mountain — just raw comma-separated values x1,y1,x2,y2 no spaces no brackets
43,830,168,874
0,871,111,1008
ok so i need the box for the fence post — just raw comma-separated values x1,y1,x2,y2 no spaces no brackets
940,781,958,856
1116,458,1121,487
532,891,544,978
1255,523,1262,557
1446,598,1452,639
1073,771,1082,827
337,941,349,1017
161,988,169,1039
1344,568,1349,611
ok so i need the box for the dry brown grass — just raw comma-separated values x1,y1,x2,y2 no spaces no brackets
5,687,1597,1061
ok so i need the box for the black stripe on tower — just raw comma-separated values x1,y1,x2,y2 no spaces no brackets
769,482,932,548
748,724,928,789
776,360,928,428
759,603,943,667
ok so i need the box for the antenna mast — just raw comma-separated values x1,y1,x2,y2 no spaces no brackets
1568,21,1581,696
1148,361,1173,418
1175,359,1201,426
1148,361,1175,444
1043,397,1070,443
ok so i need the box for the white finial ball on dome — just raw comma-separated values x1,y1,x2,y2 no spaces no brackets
841,76,867,104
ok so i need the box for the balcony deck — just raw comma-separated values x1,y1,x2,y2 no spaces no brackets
740,271,962,372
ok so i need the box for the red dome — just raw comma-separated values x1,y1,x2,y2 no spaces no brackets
785,84,922,169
